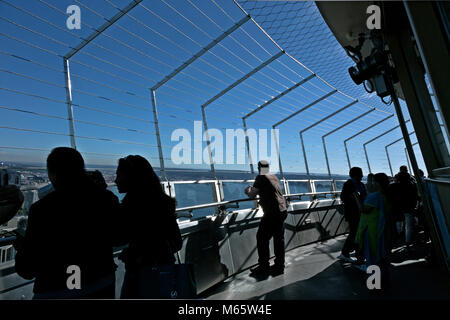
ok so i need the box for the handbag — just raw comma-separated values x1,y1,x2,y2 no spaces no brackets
138,245,197,299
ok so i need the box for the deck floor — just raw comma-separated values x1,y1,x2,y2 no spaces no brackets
202,235,449,300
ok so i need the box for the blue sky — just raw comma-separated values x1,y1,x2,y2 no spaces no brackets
0,0,430,178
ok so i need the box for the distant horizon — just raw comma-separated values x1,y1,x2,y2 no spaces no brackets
0,159,349,177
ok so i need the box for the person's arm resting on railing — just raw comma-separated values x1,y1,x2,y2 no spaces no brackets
245,186,259,199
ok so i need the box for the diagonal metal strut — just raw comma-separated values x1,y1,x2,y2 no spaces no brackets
299,101,358,178
363,120,411,173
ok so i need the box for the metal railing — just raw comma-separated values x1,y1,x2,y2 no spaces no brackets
175,190,341,216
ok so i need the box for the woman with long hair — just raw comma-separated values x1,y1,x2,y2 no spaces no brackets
114,155,182,298
355,173,394,287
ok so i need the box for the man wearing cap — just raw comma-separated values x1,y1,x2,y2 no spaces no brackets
245,160,287,276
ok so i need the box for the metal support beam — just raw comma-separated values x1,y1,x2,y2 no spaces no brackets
299,131,310,179
201,51,284,178
272,127,284,179
202,51,284,109
392,90,423,187
343,114,395,169
152,15,251,90
241,74,315,176
322,136,332,178
150,89,167,181
272,90,337,128
242,117,255,176
299,100,357,178
385,133,416,177
63,58,77,149
363,144,372,174
362,120,411,173
202,106,216,180
405,146,412,173
243,74,316,119
269,90,336,178
385,145,394,177
64,0,143,59
320,108,381,173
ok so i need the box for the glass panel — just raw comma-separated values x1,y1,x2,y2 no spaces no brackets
314,181,333,199
174,183,216,219
288,181,309,194
222,182,255,210
335,180,346,193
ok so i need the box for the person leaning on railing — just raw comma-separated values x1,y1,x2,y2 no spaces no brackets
245,160,287,277
0,185,24,226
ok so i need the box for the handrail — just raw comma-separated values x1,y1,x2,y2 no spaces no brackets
284,191,340,198
12,180,344,219
425,178,450,185
176,197,257,213
0,190,342,247
175,191,341,213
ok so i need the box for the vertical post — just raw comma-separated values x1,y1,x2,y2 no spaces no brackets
63,58,77,149
272,127,284,180
202,106,216,179
363,144,372,174
300,132,310,179
386,146,394,177
150,89,167,181
392,93,424,192
344,141,351,170
388,93,418,184
405,147,412,174
242,118,255,176
322,136,332,178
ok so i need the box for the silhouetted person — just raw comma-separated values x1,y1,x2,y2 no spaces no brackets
0,185,24,226
338,167,366,264
245,160,287,277
390,171,419,247
14,147,120,299
418,169,425,182
355,173,394,290
388,175,404,243
115,155,182,299
397,165,415,183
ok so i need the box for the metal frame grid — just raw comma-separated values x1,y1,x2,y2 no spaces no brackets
0,0,427,181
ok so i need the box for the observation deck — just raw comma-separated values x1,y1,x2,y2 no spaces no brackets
0,0,449,300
